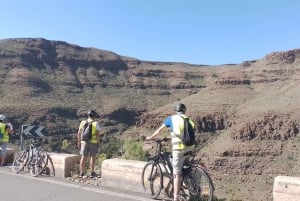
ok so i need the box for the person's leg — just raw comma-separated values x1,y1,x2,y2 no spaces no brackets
80,155,87,175
173,174,182,201
79,142,88,176
0,143,8,166
172,151,184,201
90,155,96,173
89,143,98,174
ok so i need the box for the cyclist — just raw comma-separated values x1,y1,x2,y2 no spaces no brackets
0,114,13,166
77,110,101,178
146,103,195,201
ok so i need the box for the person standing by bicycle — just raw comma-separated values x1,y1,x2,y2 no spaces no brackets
0,114,13,166
146,103,195,201
77,110,101,178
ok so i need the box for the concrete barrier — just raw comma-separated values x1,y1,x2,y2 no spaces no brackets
101,158,148,193
0,147,15,164
273,176,300,201
47,153,81,178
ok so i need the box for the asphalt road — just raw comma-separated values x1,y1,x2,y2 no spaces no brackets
0,167,153,201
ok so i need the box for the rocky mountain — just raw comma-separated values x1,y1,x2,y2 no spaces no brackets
1,38,300,201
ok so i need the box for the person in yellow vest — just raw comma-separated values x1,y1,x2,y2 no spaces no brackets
0,114,13,166
77,110,101,178
146,103,195,201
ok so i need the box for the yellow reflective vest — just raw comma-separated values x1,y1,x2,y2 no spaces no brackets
164,114,195,151
0,122,9,143
79,118,98,144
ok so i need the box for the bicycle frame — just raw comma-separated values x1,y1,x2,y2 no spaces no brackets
150,138,173,173
142,137,215,201
12,137,54,177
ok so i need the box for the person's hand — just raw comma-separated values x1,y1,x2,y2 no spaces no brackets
146,136,152,141
7,123,13,130
77,141,81,149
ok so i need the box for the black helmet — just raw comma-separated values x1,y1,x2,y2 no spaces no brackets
175,103,186,113
88,110,97,118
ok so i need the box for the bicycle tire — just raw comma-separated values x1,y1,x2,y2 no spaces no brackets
167,182,190,201
39,153,55,177
186,167,214,201
12,150,29,173
30,151,48,177
141,161,163,199
43,154,55,176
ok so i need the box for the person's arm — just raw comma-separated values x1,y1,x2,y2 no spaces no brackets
77,122,83,148
95,130,100,147
95,122,101,147
146,124,167,140
5,124,13,135
77,129,82,148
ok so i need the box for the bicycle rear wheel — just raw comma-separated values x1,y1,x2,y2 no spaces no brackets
186,167,214,201
42,154,55,177
141,161,163,199
41,154,55,176
30,151,48,177
12,150,29,173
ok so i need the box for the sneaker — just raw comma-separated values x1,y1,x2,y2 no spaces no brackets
90,172,97,178
79,173,84,178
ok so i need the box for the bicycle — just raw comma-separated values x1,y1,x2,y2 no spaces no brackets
12,137,55,177
141,137,214,201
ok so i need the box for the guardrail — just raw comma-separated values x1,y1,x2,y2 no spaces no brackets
7,149,300,201
273,176,300,201
101,158,147,193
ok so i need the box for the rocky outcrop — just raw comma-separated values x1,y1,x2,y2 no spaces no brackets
264,49,300,65
2,38,300,201
194,113,228,132
229,114,299,141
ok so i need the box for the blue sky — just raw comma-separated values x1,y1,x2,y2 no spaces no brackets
1,0,300,65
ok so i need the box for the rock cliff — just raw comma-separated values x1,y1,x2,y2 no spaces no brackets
1,38,300,201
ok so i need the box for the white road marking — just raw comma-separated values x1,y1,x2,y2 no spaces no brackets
0,168,153,201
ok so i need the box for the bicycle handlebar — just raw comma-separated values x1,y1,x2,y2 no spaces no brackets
150,137,171,143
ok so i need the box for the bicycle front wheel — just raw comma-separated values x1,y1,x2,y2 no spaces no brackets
12,150,29,173
141,161,163,199
42,154,55,177
30,151,48,177
187,167,214,201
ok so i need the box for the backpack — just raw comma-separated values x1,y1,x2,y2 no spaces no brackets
81,120,94,141
179,116,195,146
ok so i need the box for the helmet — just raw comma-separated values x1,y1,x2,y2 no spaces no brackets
0,114,6,121
175,103,186,113
88,110,97,118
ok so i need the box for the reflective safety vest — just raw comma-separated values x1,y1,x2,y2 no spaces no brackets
79,118,98,144
0,122,9,143
169,115,195,151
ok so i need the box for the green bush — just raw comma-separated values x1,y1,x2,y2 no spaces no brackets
123,138,147,161
61,139,70,150
95,153,108,173
100,138,123,158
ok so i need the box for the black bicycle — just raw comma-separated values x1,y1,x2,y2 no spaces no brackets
12,137,55,177
141,137,214,201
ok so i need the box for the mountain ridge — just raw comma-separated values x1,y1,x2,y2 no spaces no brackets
1,38,300,201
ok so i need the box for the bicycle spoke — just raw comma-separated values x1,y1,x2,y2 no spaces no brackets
141,162,162,199
40,153,55,176
12,150,29,173
30,151,48,177
188,167,214,201
141,138,215,201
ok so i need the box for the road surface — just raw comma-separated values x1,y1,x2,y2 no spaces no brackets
0,166,153,201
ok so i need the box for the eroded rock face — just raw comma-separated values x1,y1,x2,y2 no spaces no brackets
265,49,300,64
1,38,300,201
230,114,299,141
138,112,299,141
